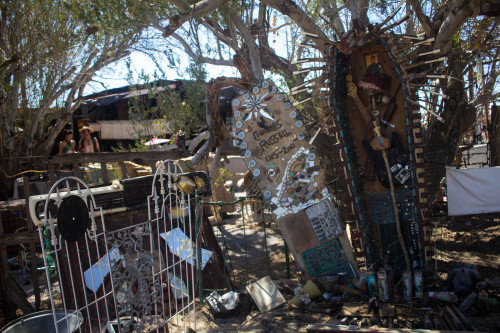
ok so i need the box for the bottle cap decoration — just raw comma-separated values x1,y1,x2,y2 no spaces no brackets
231,79,330,219
252,168,261,177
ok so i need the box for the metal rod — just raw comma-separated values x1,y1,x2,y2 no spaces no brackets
284,239,291,279
195,190,203,303
262,200,270,277
241,200,250,284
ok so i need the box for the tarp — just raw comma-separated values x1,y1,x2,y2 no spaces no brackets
446,166,500,216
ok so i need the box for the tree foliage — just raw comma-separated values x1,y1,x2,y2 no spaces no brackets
0,0,147,183
149,0,498,204
0,0,498,204
127,63,207,145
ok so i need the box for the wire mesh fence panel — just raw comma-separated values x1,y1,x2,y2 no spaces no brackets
199,197,289,300
38,160,199,333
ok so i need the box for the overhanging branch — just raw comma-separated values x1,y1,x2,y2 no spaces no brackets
163,0,231,38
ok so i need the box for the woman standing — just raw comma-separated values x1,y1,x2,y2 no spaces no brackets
58,129,75,154
58,129,75,172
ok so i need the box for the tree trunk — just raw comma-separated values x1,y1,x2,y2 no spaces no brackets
344,0,370,28
424,58,476,205
490,104,500,166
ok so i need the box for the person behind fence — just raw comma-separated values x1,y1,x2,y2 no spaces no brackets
58,129,75,171
58,129,75,155
79,126,101,153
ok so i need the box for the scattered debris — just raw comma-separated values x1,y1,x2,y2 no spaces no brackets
205,291,242,318
446,263,482,297
246,276,286,312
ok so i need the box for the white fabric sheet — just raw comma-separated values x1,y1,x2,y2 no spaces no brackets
446,166,500,216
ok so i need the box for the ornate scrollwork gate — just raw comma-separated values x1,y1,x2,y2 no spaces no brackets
38,160,199,332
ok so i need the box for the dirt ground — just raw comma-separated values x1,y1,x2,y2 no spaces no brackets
2,212,499,332
190,212,500,333
433,213,500,333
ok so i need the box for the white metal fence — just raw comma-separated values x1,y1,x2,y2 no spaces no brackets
38,160,198,332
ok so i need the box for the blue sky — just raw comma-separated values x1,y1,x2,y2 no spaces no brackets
87,49,239,95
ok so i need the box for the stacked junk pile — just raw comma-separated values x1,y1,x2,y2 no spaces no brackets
3,11,500,333
203,264,500,332
193,12,500,332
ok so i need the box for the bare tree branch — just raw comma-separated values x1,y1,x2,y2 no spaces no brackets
261,0,330,55
171,32,234,66
202,19,235,49
163,0,231,38
407,0,433,36
434,0,472,55
229,8,264,81
318,0,345,37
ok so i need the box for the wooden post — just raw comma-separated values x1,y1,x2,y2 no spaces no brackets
48,164,56,186
100,162,110,185
118,161,128,179
22,175,41,310
149,161,157,175
72,163,82,179
0,206,15,322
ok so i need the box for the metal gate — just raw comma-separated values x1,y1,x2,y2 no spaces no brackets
38,160,199,332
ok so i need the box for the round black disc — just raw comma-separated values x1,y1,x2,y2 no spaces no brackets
57,195,89,242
